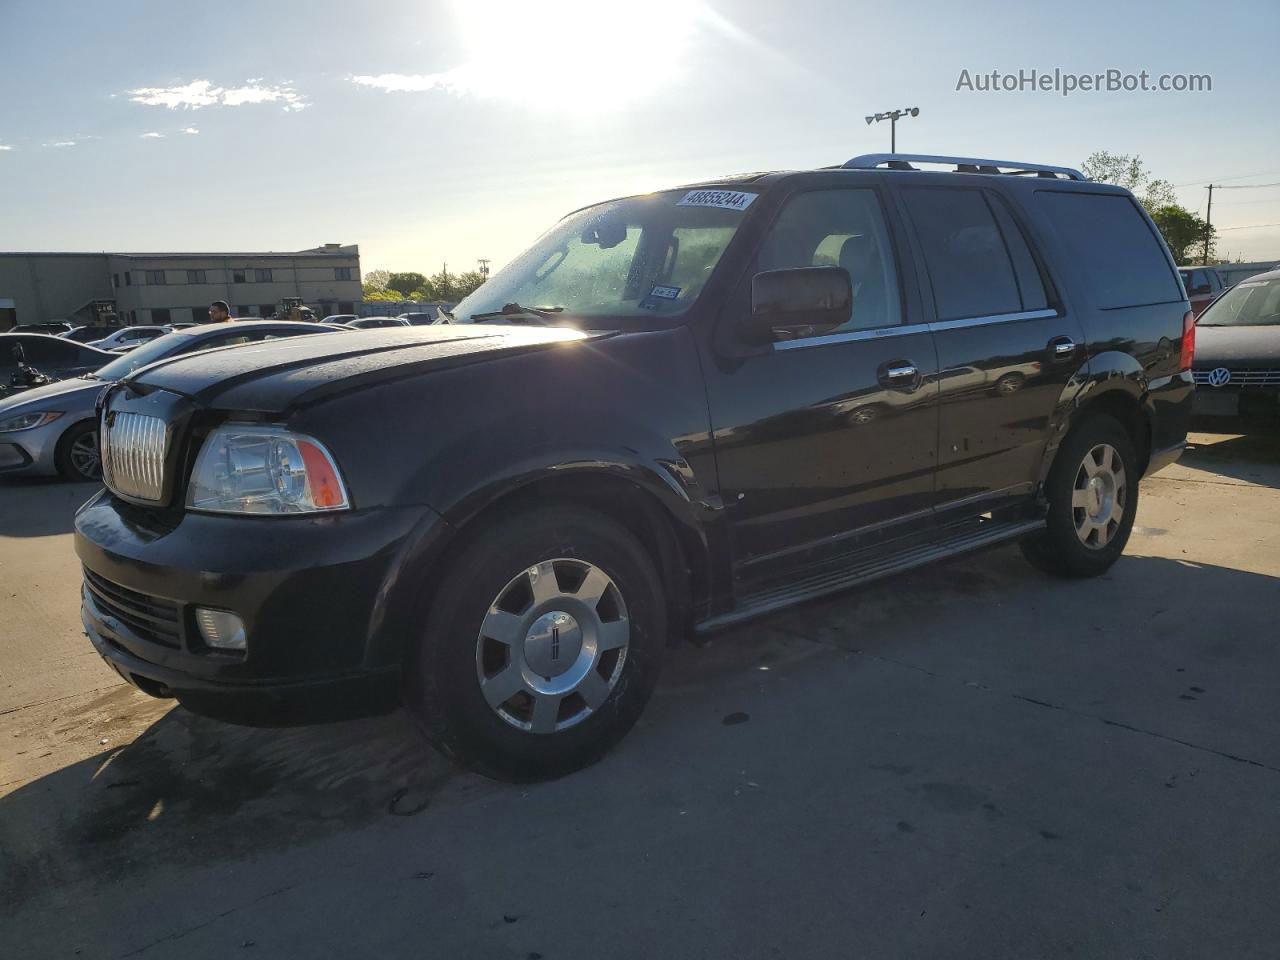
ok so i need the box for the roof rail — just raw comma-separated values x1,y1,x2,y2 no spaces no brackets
843,153,1087,181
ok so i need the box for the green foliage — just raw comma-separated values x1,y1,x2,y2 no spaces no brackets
387,272,427,297
1150,205,1215,264
361,265,488,304
1080,151,1177,213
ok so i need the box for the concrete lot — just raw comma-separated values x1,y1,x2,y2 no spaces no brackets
2,424,1279,959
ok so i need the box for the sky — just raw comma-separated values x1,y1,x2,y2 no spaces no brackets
2,0,1279,274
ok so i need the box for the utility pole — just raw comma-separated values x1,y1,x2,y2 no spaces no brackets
1202,184,1214,266
865,107,919,153
477,258,491,279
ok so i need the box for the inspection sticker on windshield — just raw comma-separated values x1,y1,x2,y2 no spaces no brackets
677,189,757,211
649,285,681,300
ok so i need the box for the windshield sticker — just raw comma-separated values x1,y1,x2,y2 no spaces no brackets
677,189,757,211
649,285,681,300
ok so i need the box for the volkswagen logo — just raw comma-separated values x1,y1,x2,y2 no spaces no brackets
1207,367,1232,388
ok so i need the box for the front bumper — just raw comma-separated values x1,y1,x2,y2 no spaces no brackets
75,490,447,724
0,422,62,475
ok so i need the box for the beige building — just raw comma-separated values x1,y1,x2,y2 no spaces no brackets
0,244,361,329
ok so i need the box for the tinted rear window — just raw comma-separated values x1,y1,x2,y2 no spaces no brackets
1036,191,1181,309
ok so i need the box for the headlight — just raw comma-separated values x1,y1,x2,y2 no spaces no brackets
186,425,350,515
0,411,63,432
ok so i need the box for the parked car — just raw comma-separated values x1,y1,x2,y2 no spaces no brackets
0,321,335,482
10,321,75,336
320,317,357,328
76,153,1192,781
86,325,169,351
397,312,441,325
348,316,410,330
62,324,125,343
322,314,359,325
1179,266,1229,317
1191,267,1280,418
1,334,112,385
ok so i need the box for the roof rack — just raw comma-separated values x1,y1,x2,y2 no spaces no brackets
843,153,1087,181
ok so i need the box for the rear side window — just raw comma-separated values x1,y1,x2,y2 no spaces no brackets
1036,191,1182,308
901,187,1024,321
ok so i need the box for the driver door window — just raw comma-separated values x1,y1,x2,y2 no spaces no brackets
756,189,903,332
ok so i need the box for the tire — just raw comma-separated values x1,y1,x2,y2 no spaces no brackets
1020,413,1139,578
405,505,667,782
55,420,102,482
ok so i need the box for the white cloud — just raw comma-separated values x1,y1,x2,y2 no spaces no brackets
141,131,165,139
127,79,307,112
182,127,200,135
46,141,76,148
0,144,12,151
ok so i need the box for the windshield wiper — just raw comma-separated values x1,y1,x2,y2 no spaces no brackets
468,303,565,324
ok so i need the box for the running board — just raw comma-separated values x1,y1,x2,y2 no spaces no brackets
695,517,1045,634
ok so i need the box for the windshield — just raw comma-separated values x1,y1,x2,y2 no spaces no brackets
94,332,185,379
1199,278,1280,326
451,188,758,325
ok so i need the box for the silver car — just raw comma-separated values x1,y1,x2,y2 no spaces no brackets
0,321,337,482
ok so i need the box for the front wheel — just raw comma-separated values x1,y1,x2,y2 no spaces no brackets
1021,414,1139,578
55,420,102,482
405,506,667,781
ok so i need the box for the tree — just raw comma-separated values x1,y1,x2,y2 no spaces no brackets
1080,151,1177,213
362,269,390,292
1150,205,1215,264
454,270,487,299
387,271,427,297
362,288,403,302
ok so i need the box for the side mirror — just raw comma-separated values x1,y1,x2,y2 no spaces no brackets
746,267,852,342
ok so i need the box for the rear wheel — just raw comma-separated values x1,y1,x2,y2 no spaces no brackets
405,506,666,781
1021,414,1138,578
55,420,102,482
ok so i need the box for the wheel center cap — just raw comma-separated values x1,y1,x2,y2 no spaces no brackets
1087,476,1105,515
523,611,583,679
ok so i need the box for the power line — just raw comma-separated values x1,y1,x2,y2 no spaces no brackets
1173,168,1280,188
1213,181,1280,190
1216,222,1280,232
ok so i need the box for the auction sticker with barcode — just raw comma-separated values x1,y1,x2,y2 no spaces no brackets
677,189,757,211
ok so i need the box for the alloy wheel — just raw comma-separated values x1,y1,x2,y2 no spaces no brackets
69,430,102,480
475,559,630,733
1071,442,1126,549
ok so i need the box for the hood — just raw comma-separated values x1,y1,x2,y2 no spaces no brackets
0,376,102,415
1193,324,1280,368
126,324,597,412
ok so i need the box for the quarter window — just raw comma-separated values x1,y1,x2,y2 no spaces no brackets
901,187,1022,321
755,188,902,331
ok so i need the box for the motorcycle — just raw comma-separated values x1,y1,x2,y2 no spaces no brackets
0,343,61,401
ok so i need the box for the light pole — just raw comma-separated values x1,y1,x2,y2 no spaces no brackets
865,107,920,153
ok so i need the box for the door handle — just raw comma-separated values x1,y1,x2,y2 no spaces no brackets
1048,336,1076,359
878,360,919,387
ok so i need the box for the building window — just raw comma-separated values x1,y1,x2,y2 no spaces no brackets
335,267,353,281
259,304,275,318
237,304,253,317
151,308,172,325
145,270,167,285
338,301,354,314
255,268,273,283
233,269,246,283
191,306,211,324
187,269,207,284
125,272,132,286
112,273,120,289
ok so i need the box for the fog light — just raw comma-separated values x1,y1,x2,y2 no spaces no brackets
195,607,247,651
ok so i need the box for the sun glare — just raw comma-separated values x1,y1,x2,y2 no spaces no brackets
444,0,698,110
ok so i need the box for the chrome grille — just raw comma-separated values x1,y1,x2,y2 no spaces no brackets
1193,368,1280,387
102,411,168,501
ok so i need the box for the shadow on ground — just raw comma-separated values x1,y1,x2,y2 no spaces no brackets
4,544,1279,927
0,476,100,537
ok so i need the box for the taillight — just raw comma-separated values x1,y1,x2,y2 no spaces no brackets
1179,310,1195,372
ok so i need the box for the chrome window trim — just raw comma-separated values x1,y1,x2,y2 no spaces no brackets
772,308,1059,351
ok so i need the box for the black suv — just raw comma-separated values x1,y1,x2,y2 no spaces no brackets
76,153,1194,780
